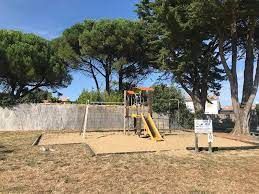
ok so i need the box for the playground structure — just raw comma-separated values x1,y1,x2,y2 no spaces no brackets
81,87,165,141
124,87,164,141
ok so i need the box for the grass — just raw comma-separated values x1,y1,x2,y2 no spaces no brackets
0,131,259,193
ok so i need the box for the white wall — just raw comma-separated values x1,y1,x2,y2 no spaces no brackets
185,100,219,114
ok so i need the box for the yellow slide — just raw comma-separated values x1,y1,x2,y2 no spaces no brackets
141,113,164,141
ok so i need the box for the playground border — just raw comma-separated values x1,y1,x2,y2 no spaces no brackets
32,134,43,146
186,145,259,152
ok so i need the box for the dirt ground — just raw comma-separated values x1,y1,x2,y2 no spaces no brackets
39,132,255,155
1,131,259,193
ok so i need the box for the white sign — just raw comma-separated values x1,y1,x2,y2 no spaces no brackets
194,119,213,134
208,133,214,143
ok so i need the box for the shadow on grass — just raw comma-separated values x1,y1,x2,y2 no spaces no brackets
0,145,14,160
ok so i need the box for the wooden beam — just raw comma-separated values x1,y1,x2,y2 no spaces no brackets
186,146,259,152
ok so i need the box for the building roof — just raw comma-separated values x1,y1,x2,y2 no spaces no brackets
221,104,256,111
127,87,154,95
59,96,70,102
221,105,233,111
132,87,154,92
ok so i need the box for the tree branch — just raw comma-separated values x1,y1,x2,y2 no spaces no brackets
219,36,232,79
19,78,45,98
80,57,105,77
177,77,193,97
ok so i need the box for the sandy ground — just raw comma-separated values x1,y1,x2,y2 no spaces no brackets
39,132,86,145
38,132,254,155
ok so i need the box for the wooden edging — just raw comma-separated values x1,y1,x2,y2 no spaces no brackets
32,134,42,146
93,149,172,156
186,145,259,152
214,134,259,146
94,150,157,156
85,144,96,157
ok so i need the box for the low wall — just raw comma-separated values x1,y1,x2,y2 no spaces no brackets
1,103,256,132
210,111,258,132
87,105,124,130
0,104,124,131
0,104,169,131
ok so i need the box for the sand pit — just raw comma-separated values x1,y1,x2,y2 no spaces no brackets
86,133,254,155
37,132,257,155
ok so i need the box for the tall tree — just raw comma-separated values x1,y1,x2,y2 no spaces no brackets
52,21,102,91
136,0,225,118
56,19,150,94
189,0,259,134
0,30,71,105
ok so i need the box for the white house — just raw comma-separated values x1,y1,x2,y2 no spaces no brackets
185,96,221,114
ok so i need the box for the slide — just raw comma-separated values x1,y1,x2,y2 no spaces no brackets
141,113,164,141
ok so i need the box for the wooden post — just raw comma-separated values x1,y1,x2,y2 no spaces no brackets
123,90,127,135
208,132,213,153
147,91,153,116
82,100,89,139
136,117,141,136
208,142,212,153
195,133,199,153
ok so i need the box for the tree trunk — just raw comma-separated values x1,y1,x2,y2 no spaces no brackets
105,74,110,95
218,10,258,136
90,64,100,92
241,108,251,135
192,95,206,119
103,61,111,95
241,16,255,105
232,108,251,135
118,69,123,92
228,74,243,135
231,58,259,135
228,76,252,135
93,75,100,92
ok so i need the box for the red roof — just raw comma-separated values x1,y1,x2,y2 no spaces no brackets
132,87,154,92
222,105,256,111
137,87,154,91
127,91,135,95
127,87,154,95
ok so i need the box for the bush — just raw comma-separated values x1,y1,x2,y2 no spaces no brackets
76,90,123,104
152,84,194,129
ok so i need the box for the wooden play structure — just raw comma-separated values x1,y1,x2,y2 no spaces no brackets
81,86,164,141
124,87,164,141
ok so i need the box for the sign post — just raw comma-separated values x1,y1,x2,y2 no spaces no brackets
208,132,213,153
194,119,213,153
195,133,199,152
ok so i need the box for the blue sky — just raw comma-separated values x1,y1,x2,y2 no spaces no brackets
0,0,258,105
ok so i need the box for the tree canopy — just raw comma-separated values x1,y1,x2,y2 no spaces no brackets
0,30,71,105
55,19,151,93
184,0,259,134
136,0,225,117
76,90,122,104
